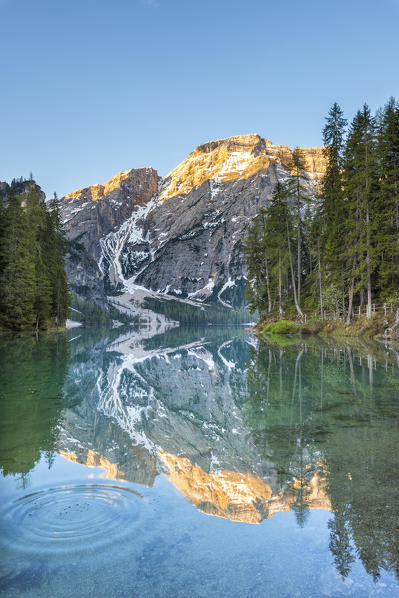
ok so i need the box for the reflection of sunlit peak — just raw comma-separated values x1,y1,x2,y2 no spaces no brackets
158,449,272,524
59,450,78,463
158,450,331,524
59,450,125,481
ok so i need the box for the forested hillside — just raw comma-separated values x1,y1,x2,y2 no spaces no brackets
245,97,399,327
0,179,69,330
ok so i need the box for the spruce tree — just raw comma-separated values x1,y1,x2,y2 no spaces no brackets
26,185,53,329
286,150,310,316
308,199,325,319
47,193,70,326
264,181,293,317
321,103,347,229
244,209,272,315
375,98,399,296
344,104,379,321
320,103,347,308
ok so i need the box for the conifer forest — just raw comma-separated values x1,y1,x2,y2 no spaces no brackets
0,179,69,330
244,98,399,327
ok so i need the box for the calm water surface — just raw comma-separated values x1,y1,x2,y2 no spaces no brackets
0,326,399,597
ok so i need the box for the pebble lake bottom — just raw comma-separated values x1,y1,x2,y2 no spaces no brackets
0,325,398,597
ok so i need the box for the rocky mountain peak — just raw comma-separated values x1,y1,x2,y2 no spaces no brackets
60,134,327,312
159,134,326,201
61,167,160,293
64,167,158,203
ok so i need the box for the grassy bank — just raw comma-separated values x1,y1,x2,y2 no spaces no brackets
257,312,399,341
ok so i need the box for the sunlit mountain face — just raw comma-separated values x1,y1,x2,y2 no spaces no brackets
1,326,399,596
60,135,327,322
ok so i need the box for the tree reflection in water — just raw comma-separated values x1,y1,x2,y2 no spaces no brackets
245,336,399,581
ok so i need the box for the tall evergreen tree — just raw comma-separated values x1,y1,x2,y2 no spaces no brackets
47,193,70,326
244,209,271,314
286,149,311,315
375,98,399,296
320,103,348,317
344,104,378,321
321,103,347,230
26,185,53,329
264,182,293,317
308,200,325,319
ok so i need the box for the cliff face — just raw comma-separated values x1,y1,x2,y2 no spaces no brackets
60,134,326,310
62,167,160,261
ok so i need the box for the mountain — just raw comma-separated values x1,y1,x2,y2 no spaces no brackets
60,134,326,320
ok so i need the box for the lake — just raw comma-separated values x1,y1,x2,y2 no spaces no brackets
1,326,399,597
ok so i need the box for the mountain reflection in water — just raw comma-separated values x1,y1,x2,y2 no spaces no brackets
1,325,399,593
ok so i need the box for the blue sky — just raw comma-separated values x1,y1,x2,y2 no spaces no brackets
1,0,398,197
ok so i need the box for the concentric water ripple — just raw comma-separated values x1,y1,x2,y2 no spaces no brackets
0,483,143,557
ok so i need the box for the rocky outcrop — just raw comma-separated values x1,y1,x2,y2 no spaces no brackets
0,179,46,206
62,167,160,261
60,134,326,310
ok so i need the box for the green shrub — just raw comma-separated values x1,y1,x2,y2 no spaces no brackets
262,320,299,334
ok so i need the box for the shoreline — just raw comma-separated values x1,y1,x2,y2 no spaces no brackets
255,313,399,343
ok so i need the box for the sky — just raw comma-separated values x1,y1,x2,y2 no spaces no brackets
1,0,398,198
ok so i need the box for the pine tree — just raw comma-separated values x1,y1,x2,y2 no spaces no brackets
375,98,399,296
264,182,294,317
321,103,347,229
26,185,53,329
320,103,348,317
47,193,70,326
308,199,325,319
244,209,271,314
0,199,6,276
344,104,379,322
286,150,311,317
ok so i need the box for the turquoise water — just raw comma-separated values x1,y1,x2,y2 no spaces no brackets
0,326,399,597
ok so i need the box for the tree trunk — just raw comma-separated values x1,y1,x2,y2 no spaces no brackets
297,182,301,306
265,252,272,313
278,258,283,317
318,254,323,321
287,223,303,318
366,205,372,319
346,274,355,326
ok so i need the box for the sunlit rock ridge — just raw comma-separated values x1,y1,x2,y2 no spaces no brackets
159,134,325,201
61,134,326,314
